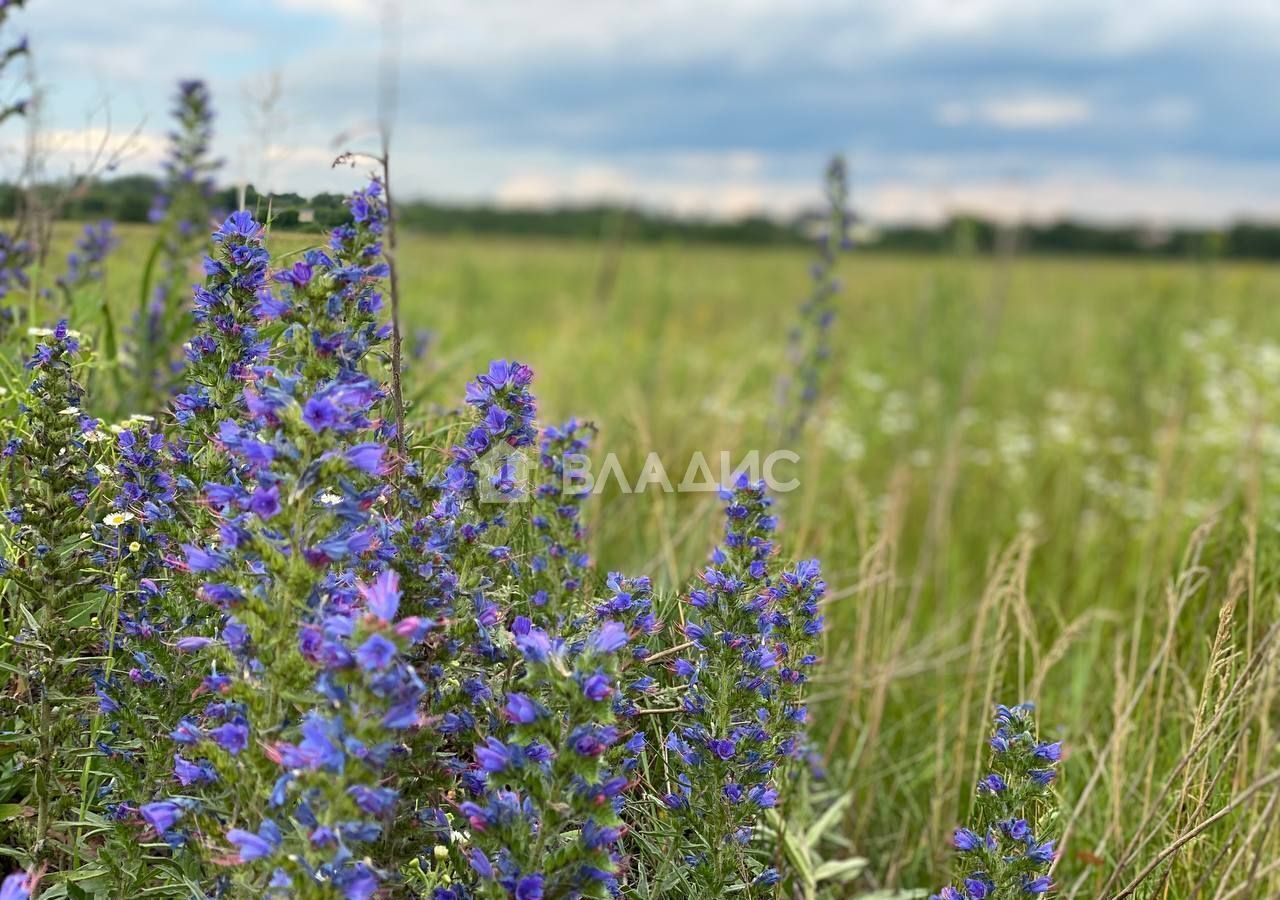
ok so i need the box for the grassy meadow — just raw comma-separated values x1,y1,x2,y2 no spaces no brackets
45,221,1280,896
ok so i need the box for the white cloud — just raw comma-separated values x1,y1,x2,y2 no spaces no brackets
494,156,814,219
495,172,559,208
861,168,1280,226
1144,97,1196,129
672,151,766,179
982,96,1092,129
276,0,372,15
936,101,971,127
0,126,167,180
268,0,1280,69
938,95,1092,130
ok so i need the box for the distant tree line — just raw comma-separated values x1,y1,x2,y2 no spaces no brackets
0,177,801,245
887,215,1234,260
2,176,1279,258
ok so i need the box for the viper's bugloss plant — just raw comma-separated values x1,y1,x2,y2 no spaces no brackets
658,475,824,894
269,177,391,385
779,156,850,440
0,233,34,342
139,201,419,896
0,322,108,867
11,189,388,896
128,78,219,413
462,616,633,898
157,369,422,898
172,209,271,441
522,418,595,621
55,220,116,301
398,374,651,899
148,80,217,230
130,211,277,824
89,412,202,889
0,233,33,303
933,704,1061,899
388,361,538,814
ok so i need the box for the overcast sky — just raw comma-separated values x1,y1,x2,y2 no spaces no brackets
9,0,1280,224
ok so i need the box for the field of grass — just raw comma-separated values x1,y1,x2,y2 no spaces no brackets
47,221,1280,896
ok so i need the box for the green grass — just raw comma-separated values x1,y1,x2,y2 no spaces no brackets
48,222,1280,896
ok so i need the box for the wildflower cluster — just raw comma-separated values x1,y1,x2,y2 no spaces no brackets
523,417,595,619
129,195,426,896
389,360,538,790
0,322,108,865
270,177,391,382
462,616,634,897
934,704,1061,899
173,210,271,438
0,168,836,900
660,476,825,893
0,232,34,341
55,219,116,300
396,385,651,898
90,412,198,885
0,232,32,302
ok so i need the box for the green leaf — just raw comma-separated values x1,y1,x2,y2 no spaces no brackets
813,857,869,884
94,287,123,412
63,866,110,882
769,808,816,895
0,802,30,821
804,790,854,849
